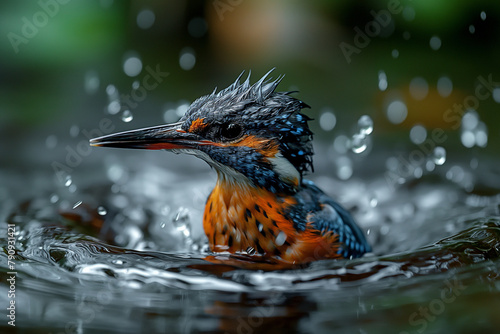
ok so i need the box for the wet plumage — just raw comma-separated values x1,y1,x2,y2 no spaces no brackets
90,69,371,264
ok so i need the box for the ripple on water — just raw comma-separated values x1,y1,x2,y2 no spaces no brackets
1,160,500,333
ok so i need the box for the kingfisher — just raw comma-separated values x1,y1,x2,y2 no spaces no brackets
90,69,371,265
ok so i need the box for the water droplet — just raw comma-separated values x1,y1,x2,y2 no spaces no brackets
391,49,399,58
430,36,441,50
132,80,140,90
474,122,488,148
351,133,367,154
378,71,388,91
258,223,263,232
358,115,373,135
68,184,77,193
123,52,142,77
426,160,435,172
437,76,453,97
336,156,353,180
64,175,73,187
409,77,428,100
409,124,427,144
84,70,100,95
369,198,378,207
137,8,155,29
69,125,80,138
73,201,83,209
469,25,476,34
461,131,475,148
386,100,408,124
319,109,336,131
433,147,446,165
176,102,189,117
493,88,500,103
50,194,59,204
173,207,191,229
403,31,411,40
446,165,465,183
333,135,349,154
246,246,256,255
121,110,133,123
97,206,107,216
106,84,117,96
107,100,121,115
461,110,479,130
188,17,207,38
46,135,58,149
402,7,415,21
163,107,179,123
413,167,423,178
179,47,196,71
480,11,486,21
275,231,287,246
107,164,128,184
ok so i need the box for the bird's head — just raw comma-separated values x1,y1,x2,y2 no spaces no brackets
90,70,313,194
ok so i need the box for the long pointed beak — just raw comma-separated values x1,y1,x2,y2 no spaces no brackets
89,122,207,150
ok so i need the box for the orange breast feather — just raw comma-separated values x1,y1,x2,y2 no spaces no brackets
203,179,340,264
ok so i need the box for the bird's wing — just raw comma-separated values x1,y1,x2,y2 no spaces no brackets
299,179,371,258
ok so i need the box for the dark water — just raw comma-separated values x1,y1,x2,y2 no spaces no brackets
1,150,500,334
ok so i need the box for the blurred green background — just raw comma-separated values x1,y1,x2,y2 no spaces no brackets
1,0,499,171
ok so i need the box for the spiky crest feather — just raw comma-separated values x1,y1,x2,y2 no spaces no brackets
180,69,314,176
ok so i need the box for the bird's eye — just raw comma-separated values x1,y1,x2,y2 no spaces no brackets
220,123,243,140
